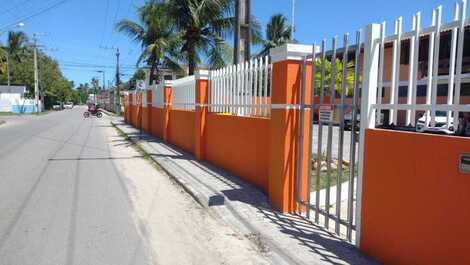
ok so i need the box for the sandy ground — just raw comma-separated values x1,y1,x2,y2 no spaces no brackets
105,124,270,265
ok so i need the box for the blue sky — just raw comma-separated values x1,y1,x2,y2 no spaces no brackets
0,0,465,87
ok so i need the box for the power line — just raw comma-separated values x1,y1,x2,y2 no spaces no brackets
0,0,34,17
99,0,111,48
0,0,68,32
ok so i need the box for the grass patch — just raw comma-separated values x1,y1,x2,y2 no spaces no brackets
311,154,357,191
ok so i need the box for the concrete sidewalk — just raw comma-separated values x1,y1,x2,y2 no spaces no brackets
111,118,379,265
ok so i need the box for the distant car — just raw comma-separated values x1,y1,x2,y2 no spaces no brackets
343,111,384,131
64,102,74,109
52,102,62,111
416,111,454,134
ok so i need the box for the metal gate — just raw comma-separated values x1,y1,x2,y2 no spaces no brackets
296,31,363,243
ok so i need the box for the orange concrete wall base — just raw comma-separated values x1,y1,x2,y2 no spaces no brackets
168,109,195,154
150,107,164,139
141,107,150,133
205,113,270,192
360,129,470,265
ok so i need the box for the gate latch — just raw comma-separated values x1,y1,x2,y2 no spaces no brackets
459,154,470,174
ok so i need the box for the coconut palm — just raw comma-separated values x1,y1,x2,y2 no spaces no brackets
116,0,182,84
0,31,29,82
6,31,29,60
257,14,292,57
166,0,235,74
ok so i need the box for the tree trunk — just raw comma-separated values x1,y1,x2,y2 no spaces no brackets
187,44,197,76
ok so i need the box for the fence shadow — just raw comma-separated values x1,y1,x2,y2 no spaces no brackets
116,121,378,265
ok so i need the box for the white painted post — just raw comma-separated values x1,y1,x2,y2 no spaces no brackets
356,23,381,248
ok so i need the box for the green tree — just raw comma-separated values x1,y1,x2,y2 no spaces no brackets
166,0,235,74
116,0,182,84
313,58,356,97
257,14,291,57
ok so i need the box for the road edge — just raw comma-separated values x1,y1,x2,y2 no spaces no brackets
110,121,300,265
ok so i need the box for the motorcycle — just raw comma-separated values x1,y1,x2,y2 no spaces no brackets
83,108,103,118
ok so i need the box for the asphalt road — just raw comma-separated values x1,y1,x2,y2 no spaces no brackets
0,107,268,265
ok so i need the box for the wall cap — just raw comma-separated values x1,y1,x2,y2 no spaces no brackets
163,80,173,87
270,43,319,63
195,69,209,80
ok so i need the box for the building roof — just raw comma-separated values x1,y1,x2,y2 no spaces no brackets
0,85,27,94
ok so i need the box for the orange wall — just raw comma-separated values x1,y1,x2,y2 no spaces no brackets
150,107,164,139
360,129,470,265
141,107,150,133
205,113,270,191
168,109,195,154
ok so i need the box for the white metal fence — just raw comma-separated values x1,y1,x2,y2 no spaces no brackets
152,84,165,108
209,56,272,117
171,75,196,111
373,0,470,132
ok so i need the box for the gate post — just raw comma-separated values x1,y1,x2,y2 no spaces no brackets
194,70,209,160
163,81,173,142
268,43,313,213
356,23,381,247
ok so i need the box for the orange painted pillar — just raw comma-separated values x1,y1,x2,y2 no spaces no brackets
163,81,173,142
129,92,134,126
146,88,152,132
194,70,209,160
268,43,314,213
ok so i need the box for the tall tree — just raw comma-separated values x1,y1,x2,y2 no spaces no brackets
257,14,291,57
116,0,182,85
166,0,234,74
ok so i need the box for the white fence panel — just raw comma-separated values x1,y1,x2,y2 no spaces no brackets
152,84,165,108
171,76,196,111
373,0,469,132
209,56,271,117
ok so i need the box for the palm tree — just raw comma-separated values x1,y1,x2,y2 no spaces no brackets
116,0,182,85
257,14,291,57
6,31,29,60
0,31,29,84
166,0,235,75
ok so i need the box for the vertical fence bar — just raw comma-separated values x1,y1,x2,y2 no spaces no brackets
377,22,385,125
315,39,327,224
347,30,362,242
307,42,317,220
453,0,466,131
249,59,254,116
425,9,437,127
430,6,442,127
447,3,459,127
410,12,421,126
264,56,269,116
390,17,402,125
296,56,307,215
335,33,349,235
406,15,417,125
245,61,250,115
325,36,337,230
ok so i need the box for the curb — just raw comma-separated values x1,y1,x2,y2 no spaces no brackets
111,121,302,265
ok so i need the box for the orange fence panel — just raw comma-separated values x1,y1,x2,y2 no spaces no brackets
205,114,270,192
360,129,470,265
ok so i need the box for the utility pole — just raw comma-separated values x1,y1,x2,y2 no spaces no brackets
291,0,296,41
33,34,39,114
115,48,121,115
6,53,10,86
234,0,251,64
